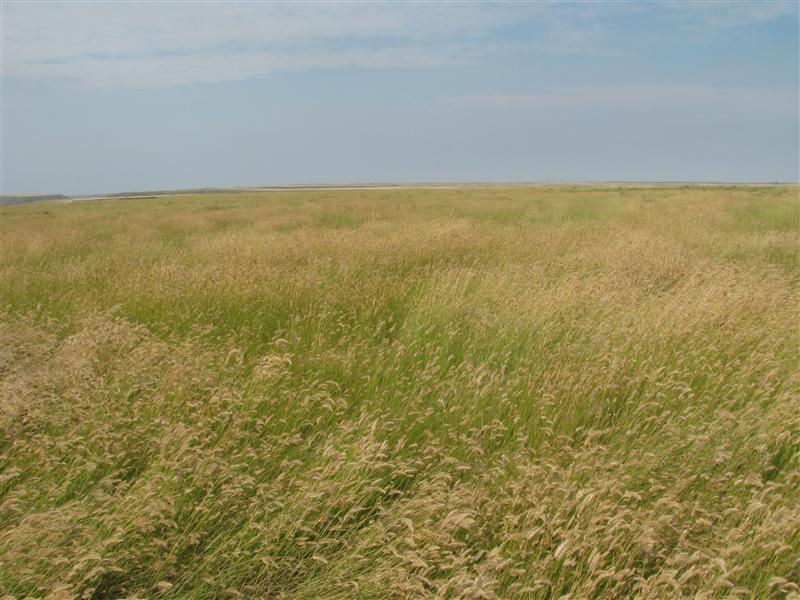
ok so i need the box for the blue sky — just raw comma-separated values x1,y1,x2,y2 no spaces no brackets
1,1,798,195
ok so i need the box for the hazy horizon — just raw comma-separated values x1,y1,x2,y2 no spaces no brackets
4,179,800,202
2,2,799,195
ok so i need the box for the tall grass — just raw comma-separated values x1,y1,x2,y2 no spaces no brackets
1,186,798,598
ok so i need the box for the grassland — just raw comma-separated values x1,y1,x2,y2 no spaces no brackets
1,186,798,599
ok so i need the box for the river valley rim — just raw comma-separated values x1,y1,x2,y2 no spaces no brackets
0,185,798,598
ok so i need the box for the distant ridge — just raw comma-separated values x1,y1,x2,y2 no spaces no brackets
3,181,795,206
63,181,800,201
0,194,70,206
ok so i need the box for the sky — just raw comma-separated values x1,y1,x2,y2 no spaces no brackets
1,1,798,195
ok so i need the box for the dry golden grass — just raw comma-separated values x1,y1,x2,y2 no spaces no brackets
0,186,798,598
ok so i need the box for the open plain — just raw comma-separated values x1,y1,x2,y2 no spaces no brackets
1,186,798,598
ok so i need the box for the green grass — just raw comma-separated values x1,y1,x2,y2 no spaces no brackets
1,186,798,599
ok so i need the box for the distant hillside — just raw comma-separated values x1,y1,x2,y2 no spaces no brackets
1,194,69,206
75,188,257,200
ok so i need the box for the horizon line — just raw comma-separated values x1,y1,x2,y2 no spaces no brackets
3,179,799,203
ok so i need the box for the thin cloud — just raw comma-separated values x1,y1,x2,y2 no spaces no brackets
1,2,796,89
442,84,799,117
1,4,535,88
658,1,798,28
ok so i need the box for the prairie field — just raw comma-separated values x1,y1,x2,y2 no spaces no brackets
1,186,799,599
